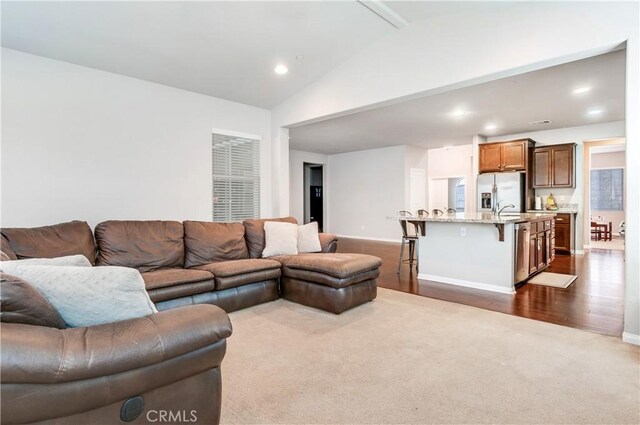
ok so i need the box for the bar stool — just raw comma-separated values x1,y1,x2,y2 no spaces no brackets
397,210,418,274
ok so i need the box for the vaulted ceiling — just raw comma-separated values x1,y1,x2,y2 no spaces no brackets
1,1,395,108
289,50,626,154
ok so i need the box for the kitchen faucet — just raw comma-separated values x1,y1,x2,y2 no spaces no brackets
497,203,516,216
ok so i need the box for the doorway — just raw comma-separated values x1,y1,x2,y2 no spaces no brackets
585,141,626,251
428,176,466,213
303,163,324,232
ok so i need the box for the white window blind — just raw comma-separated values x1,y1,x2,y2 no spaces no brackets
212,133,260,222
590,168,623,211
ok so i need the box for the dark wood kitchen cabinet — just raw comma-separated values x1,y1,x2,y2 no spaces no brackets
479,139,535,173
554,213,572,254
533,143,576,188
528,218,555,275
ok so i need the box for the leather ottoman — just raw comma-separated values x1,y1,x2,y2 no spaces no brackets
278,253,382,314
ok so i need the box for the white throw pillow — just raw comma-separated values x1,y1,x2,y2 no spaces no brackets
0,254,91,267
262,221,299,257
297,222,322,253
0,264,157,327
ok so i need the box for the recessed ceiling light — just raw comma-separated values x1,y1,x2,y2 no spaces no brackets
451,109,466,117
587,108,603,115
573,86,591,94
274,64,288,75
484,123,497,131
296,55,304,60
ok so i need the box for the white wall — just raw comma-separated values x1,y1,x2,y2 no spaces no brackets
289,149,328,224
268,2,639,340
327,145,406,241
1,49,272,229
427,144,474,213
590,151,626,231
488,121,625,253
404,145,428,212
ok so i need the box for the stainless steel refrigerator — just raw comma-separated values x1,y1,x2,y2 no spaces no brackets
477,172,525,213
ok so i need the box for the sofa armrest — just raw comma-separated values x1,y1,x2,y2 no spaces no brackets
319,233,338,253
1,304,232,384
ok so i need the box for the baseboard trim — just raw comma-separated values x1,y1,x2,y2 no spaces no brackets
622,332,640,345
417,273,516,295
336,234,401,243
572,249,585,255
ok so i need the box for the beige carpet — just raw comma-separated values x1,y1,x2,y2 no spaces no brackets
221,288,639,424
528,272,578,288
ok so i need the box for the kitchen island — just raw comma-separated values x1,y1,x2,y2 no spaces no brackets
415,212,555,294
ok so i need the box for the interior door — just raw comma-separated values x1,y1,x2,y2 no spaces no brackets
309,186,323,232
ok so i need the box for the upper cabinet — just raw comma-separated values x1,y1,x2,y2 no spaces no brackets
532,143,576,188
479,139,534,173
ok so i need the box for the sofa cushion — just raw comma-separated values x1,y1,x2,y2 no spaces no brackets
1,221,96,265
183,221,248,267
1,235,17,261
243,217,298,258
0,272,66,329
194,259,281,277
95,220,184,272
194,259,281,290
141,268,214,291
275,253,382,279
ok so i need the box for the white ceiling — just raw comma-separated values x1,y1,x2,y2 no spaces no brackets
591,145,626,154
289,50,626,154
1,1,395,109
382,1,510,22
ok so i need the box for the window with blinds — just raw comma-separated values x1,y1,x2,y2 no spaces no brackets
212,133,260,222
590,168,623,211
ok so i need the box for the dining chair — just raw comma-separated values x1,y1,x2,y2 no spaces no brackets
432,208,444,217
605,221,613,241
397,210,418,274
590,221,602,241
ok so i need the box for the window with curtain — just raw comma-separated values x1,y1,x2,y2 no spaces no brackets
590,168,623,211
212,133,260,222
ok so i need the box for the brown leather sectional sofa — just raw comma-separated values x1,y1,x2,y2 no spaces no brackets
1,217,381,424
1,217,340,313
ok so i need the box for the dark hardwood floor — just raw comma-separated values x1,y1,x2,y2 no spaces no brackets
338,238,625,337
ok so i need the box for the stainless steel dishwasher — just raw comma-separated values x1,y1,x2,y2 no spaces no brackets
514,222,530,283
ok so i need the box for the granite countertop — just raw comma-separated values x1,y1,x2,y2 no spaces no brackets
387,211,557,224
389,212,556,224
527,209,579,214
